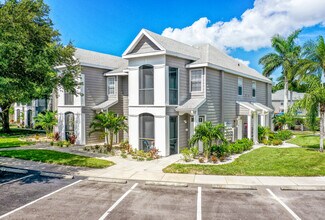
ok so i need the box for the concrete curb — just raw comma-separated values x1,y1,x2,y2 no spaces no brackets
145,181,188,187
212,184,257,190
87,177,127,184
40,172,74,179
0,167,28,174
281,186,325,191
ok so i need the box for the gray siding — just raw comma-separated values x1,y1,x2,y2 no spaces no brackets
130,36,160,54
82,67,108,144
198,68,221,124
179,114,189,149
166,56,192,105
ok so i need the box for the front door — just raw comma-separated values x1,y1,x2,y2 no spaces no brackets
27,110,32,128
65,112,74,141
169,116,178,155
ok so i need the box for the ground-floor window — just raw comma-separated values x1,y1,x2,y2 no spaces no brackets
139,113,154,151
65,112,74,140
169,116,178,155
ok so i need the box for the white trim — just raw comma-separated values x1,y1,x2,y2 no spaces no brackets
186,62,272,84
197,187,202,220
122,29,165,57
189,69,204,93
123,51,166,59
104,72,128,76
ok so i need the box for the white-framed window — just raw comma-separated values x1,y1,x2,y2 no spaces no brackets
252,81,256,98
107,76,115,95
169,67,178,105
64,91,74,105
139,65,154,105
190,69,203,92
199,116,205,123
238,77,243,96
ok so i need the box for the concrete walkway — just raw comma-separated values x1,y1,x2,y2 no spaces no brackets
1,143,324,186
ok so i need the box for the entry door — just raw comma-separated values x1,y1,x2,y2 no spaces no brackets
27,110,32,128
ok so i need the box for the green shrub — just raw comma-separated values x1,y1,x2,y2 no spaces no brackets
121,153,127,158
50,141,54,146
137,157,145,161
57,141,64,147
198,157,205,163
132,156,138,160
262,139,271,145
146,157,153,161
274,130,293,141
272,139,283,146
228,138,253,154
258,126,271,142
190,146,199,159
181,148,192,162
211,144,229,157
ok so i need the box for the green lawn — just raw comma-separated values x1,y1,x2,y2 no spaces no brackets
0,149,114,168
0,128,44,148
287,133,323,149
0,137,34,148
163,147,325,176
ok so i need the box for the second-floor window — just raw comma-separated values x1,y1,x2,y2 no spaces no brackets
64,91,74,105
107,77,115,95
252,81,256,98
238,77,243,96
169,67,178,105
139,65,154,105
190,69,203,92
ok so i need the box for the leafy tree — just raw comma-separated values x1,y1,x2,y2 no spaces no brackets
34,110,57,136
259,30,301,113
189,121,227,159
89,111,128,152
295,75,325,152
0,0,81,133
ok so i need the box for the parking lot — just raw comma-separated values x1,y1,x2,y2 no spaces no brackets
0,169,325,220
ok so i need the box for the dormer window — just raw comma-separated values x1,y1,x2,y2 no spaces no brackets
252,81,256,98
238,77,243,96
190,69,203,92
107,77,115,95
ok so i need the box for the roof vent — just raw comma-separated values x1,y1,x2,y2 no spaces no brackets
238,63,240,66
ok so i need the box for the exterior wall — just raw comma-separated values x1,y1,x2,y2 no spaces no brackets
130,36,160,54
198,68,221,124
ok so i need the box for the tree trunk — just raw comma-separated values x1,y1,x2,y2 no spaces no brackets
0,103,11,133
284,77,289,113
109,132,114,152
320,104,325,152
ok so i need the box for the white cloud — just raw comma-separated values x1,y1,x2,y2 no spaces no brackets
234,58,250,66
162,0,325,51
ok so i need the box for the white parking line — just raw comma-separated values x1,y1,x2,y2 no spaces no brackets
98,183,138,220
0,174,34,187
0,180,83,219
197,187,202,220
266,188,301,220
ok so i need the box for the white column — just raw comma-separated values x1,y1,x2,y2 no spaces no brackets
253,112,258,144
128,115,139,151
193,111,199,130
260,113,266,127
155,116,167,156
247,112,252,140
237,117,243,140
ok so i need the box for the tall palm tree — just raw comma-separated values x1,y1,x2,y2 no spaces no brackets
259,30,301,113
296,74,325,152
89,111,128,151
34,111,57,137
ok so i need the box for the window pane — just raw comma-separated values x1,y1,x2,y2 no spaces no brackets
139,114,155,152
169,116,178,155
64,92,74,105
169,67,178,105
191,70,202,92
107,77,115,95
139,65,154,104
238,86,242,96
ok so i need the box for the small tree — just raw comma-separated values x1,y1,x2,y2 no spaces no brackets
89,111,128,152
273,113,294,130
34,111,57,137
189,121,227,159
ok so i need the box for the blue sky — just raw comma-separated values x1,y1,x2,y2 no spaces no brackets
45,0,325,80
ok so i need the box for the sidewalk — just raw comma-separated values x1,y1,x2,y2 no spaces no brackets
78,153,325,186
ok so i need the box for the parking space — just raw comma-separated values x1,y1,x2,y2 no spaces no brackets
1,174,325,220
270,188,325,220
201,187,293,219
0,171,27,184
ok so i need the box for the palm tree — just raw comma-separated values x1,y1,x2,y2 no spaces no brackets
295,74,325,152
189,121,227,158
34,111,57,137
259,30,301,113
89,111,128,151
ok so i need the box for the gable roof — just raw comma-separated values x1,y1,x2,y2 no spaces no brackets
75,48,127,70
123,29,271,84
188,44,272,83
272,89,305,101
123,29,200,60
